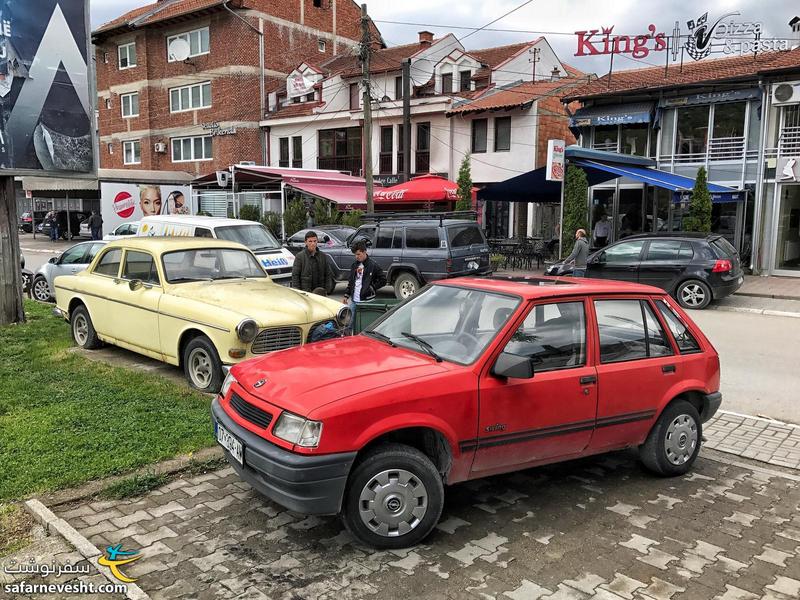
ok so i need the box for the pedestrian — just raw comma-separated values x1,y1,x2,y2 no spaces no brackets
291,230,335,293
88,210,103,240
343,239,386,309
593,214,610,248
564,229,590,277
49,212,60,242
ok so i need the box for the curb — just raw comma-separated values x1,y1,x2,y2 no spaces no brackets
21,247,61,255
717,409,799,429
735,291,800,302
24,499,151,600
708,304,800,319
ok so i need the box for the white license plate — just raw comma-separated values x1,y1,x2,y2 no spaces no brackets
216,423,243,465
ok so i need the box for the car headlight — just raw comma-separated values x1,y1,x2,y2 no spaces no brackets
220,372,236,398
336,305,352,328
273,411,323,448
236,319,259,343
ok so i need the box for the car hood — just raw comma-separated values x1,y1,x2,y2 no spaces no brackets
231,335,451,417
166,279,340,325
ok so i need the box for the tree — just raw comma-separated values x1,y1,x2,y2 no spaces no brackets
561,165,589,258
683,166,712,233
260,212,282,239
238,204,261,222
0,177,25,325
283,199,308,240
455,154,473,212
341,210,363,229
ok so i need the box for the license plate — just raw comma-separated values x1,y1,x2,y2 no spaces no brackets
216,423,243,465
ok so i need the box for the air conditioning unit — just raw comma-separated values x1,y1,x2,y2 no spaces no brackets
772,81,800,106
154,142,167,153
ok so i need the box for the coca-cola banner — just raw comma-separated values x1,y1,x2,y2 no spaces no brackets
0,0,95,175
101,182,192,233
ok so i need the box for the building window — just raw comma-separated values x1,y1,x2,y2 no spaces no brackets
593,125,619,151
675,105,710,156
105,98,112,110
169,82,211,112
621,124,648,156
494,116,511,152
441,73,452,94
118,42,136,69
379,126,393,174
123,140,141,165
313,0,322,6
318,127,362,173
306,92,315,102
121,92,139,118
279,137,290,167
167,27,210,61
107,142,114,155
471,119,487,153
292,136,303,168
460,70,471,92
349,83,359,110
395,76,403,100
397,124,405,173
293,97,301,104
171,136,213,162
102,52,109,64
415,122,430,174
318,39,326,53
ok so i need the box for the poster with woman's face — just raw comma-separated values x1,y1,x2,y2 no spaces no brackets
101,182,192,232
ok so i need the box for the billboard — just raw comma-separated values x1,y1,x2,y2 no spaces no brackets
101,183,193,233
546,139,565,182
0,0,95,176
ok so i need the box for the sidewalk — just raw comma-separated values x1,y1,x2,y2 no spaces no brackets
705,410,800,470
738,275,800,301
18,233,76,254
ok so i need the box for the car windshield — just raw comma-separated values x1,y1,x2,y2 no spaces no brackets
215,224,281,251
162,248,267,283
368,285,520,364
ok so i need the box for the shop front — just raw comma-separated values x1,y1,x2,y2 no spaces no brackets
772,156,800,275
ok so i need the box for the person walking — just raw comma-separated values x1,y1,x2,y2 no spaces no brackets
88,211,103,240
291,230,335,293
593,214,610,248
564,229,590,277
342,240,386,334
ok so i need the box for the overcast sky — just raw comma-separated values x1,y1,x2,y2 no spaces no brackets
91,0,798,74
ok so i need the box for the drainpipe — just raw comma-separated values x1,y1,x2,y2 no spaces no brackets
751,78,770,275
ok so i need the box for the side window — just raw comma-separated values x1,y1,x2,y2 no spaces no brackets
86,243,106,263
94,249,122,276
60,244,89,265
122,251,160,285
643,302,673,357
194,228,213,238
288,233,304,245
656,300,701,353
448,225,485,248
358,227,376,243
375,227,395,249
645,240,694,262
405,227,440,249
601,241,645,263
115,224,130,236
596,299,673,363
504,301,586,372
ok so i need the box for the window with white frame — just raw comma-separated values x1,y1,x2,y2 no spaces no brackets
123,140,141,165
108,142,114,155
167,27,210,61
121,92,139,118
118,42,136,69
169,82,211,112
318,39,326,53
171,136,213,162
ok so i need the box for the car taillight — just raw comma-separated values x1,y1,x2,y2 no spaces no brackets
712,259,732,273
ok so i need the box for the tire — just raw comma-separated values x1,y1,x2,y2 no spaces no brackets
393,272,421,300
21,272,32,294
640,400,702,477
342,443,444,549
70,305,102,350
32,276,53,303
675,279,712,310
182,336,224,394
327,278,337,295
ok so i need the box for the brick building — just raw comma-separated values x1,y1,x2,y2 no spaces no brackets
92,0,379,175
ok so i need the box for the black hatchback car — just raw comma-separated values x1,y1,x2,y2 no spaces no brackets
547,233,744,309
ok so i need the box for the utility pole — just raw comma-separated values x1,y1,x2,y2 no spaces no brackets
402,59,411,183
529,47,540,82
360,4,374,212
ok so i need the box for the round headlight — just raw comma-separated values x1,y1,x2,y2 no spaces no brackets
236,319,259,343
336,305,352,328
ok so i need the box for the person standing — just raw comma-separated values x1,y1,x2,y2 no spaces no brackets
88,211,103,240
291,230,334,293
564,229,590,277
343,240,386,307
593,214,610,248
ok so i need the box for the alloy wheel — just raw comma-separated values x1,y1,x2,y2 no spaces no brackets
358,468,429,537
33,279,51,302
73,314,89,346
664,414,698,465
399,280,416,299
680,283,706,308
188,347,213,389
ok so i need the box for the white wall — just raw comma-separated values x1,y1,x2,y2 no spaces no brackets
491,39,564,88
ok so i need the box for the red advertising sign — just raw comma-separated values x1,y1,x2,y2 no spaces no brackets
113,191,135,218
574,25,667,59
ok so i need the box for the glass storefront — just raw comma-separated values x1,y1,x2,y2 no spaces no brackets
618,188,644,239
774,184,800,273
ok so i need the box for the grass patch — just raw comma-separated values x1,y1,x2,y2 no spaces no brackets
100,472,171,500
0,301,215,501
183,456,227,476
0,503,34,558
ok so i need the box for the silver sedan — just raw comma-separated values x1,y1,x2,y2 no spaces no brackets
31,241,107,302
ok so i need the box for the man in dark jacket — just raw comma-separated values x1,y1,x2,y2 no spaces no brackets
291,230,335,293
88,211,103,240
564,228,590,277
343,240,387,305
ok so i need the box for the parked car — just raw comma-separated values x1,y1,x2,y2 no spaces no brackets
213,275,721,548
19,211,48,233
103,221,140,241
325,214,491,299
53,238,350,393
545,233,743,309
285,226,357,255
37,211,89,239
79,217,94,239
31,241,107,302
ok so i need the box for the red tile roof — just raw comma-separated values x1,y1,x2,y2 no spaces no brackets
469,41,539,69
323,40,430,78
447,79,580,115
94,0,244,36
265,101,324,119
564,48,800,100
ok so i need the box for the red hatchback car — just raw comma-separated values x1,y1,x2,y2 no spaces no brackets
212,276,721,548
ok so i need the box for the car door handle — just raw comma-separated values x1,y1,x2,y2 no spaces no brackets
662,365,676,374
579,375,597,385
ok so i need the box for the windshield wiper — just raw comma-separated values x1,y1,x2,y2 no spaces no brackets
214,276,247,280
400,331,442,362
169,277,212,283
253,245,279,252
365,330,396,347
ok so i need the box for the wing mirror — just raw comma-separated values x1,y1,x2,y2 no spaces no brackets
48,257,58,264
128,279,143,291
492,351,534,379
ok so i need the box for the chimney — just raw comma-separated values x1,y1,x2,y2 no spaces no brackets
550,67,560,81
418,31,434,46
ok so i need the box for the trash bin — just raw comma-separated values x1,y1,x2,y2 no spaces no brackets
353,299,401,334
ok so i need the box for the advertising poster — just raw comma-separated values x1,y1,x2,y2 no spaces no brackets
546,139,565,182
0,0,95,175
101,182,192,233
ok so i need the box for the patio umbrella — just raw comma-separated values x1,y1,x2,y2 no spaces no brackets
374,174,459,204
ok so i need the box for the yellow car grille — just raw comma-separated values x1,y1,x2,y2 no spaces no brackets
251,326,303,354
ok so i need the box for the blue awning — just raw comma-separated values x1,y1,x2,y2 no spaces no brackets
569,102,654,128
478,165,617,203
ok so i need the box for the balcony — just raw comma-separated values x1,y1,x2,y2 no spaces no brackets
779,126,800,156
592,141,618,153
317,156,362,176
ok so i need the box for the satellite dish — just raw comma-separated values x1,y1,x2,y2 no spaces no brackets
168,38,191,62
410,58,435,86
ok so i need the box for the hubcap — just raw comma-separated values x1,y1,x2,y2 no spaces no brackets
680,284,706,307
664,414,698,465
34,279,50,301
73,314,89,346
188,348,213,389
399,280,416,298
358,469,428,537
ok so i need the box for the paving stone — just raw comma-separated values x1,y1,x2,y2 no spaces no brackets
504,580,553,600
710,584,758,600
599,573,648,600
754,547,794,567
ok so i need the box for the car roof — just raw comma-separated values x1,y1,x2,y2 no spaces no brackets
140,215,260,228
623,232,720,241
361,219,477,227
104,237,247,253
437,275,668,299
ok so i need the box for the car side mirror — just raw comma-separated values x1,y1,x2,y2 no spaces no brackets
48,257,58,264
492,351,534,379
128,279,143,291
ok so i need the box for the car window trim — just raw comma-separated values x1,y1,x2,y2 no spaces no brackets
59,242,91,265
121,248,162,287
91,247,124,279
592,296,676,365
653,298,703,355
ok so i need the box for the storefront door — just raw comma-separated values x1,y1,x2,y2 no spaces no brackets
617,188,645,239
773,184,800,276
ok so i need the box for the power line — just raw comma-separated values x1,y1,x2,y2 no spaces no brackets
459,0,538,42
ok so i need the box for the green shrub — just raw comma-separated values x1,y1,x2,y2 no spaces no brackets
561,165,589,258
260,211,282,239
283,199,308,238
683,166,712,233
342,210,364,228
456,155,473,212
238,204,261,222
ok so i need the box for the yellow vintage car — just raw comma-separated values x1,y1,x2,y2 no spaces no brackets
53,237,350,393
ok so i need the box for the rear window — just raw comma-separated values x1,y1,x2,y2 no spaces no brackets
448,225,486,248
405,227,441,249
710,237,737,258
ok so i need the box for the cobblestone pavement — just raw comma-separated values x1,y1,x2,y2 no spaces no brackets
705,412,800,470
43,447,800,600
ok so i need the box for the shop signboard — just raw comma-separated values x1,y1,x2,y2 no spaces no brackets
546,140,565,182
0,0,95,176
100,182,192,233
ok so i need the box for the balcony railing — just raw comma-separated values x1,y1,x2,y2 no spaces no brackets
379,153,392,175
708,136,745,161
415,151,430,174
317,156,362,175
779,126,800,156
592,141,618,152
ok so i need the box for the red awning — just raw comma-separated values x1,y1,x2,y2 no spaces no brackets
286,181,368,208
374,174,459,204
